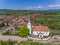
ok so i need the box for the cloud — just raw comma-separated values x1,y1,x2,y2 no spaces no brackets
26,4,60,10
26,6,42,10
37,6,42,8
48,4,60,7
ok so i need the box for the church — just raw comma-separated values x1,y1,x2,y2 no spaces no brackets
27,19,50,37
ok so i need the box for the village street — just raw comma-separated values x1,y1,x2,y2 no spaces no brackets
51,30,60,34
28,35,60,44
0,33,60,44
0,34,27,42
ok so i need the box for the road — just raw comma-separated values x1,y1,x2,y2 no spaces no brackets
50,30,60,34
0,35,27,42
28,35,60,44
0,34,60,44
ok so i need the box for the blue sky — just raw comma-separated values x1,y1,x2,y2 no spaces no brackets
0,0,60,10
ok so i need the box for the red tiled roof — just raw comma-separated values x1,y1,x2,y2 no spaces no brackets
20,19,26,25
33,26,50,32
11,17,17,21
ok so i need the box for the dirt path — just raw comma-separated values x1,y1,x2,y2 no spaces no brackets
0,35,60,44
28,35,60,44
51,30,60,34
0,35,27,42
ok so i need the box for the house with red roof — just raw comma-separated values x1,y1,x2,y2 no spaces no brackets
32,26,50,37
27,19,50,37
11,17,17,21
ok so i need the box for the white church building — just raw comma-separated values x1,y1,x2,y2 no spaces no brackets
27,19,50,37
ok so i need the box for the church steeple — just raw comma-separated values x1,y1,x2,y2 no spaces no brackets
27,17,32,34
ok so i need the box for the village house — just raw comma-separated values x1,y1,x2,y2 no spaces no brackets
16,19,26,27
32,26,50,37
3,16,18,26
27,19,50,37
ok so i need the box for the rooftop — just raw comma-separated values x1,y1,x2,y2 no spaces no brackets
33,26,50,32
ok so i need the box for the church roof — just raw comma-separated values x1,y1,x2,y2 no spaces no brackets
33,26,50,32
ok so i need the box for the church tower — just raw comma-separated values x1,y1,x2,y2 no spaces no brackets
27,18,32,34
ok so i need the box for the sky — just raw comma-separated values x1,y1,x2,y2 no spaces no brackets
0,0,60,10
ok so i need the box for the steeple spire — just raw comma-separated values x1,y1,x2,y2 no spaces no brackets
27,16,32,34
28,16,30,23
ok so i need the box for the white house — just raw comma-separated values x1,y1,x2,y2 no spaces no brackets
27,19,50,37
32,26,50,37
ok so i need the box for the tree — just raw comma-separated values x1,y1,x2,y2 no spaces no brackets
18,26,29,37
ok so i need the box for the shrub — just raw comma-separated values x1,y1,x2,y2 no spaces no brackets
2,30,12,35
18,26,29,37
